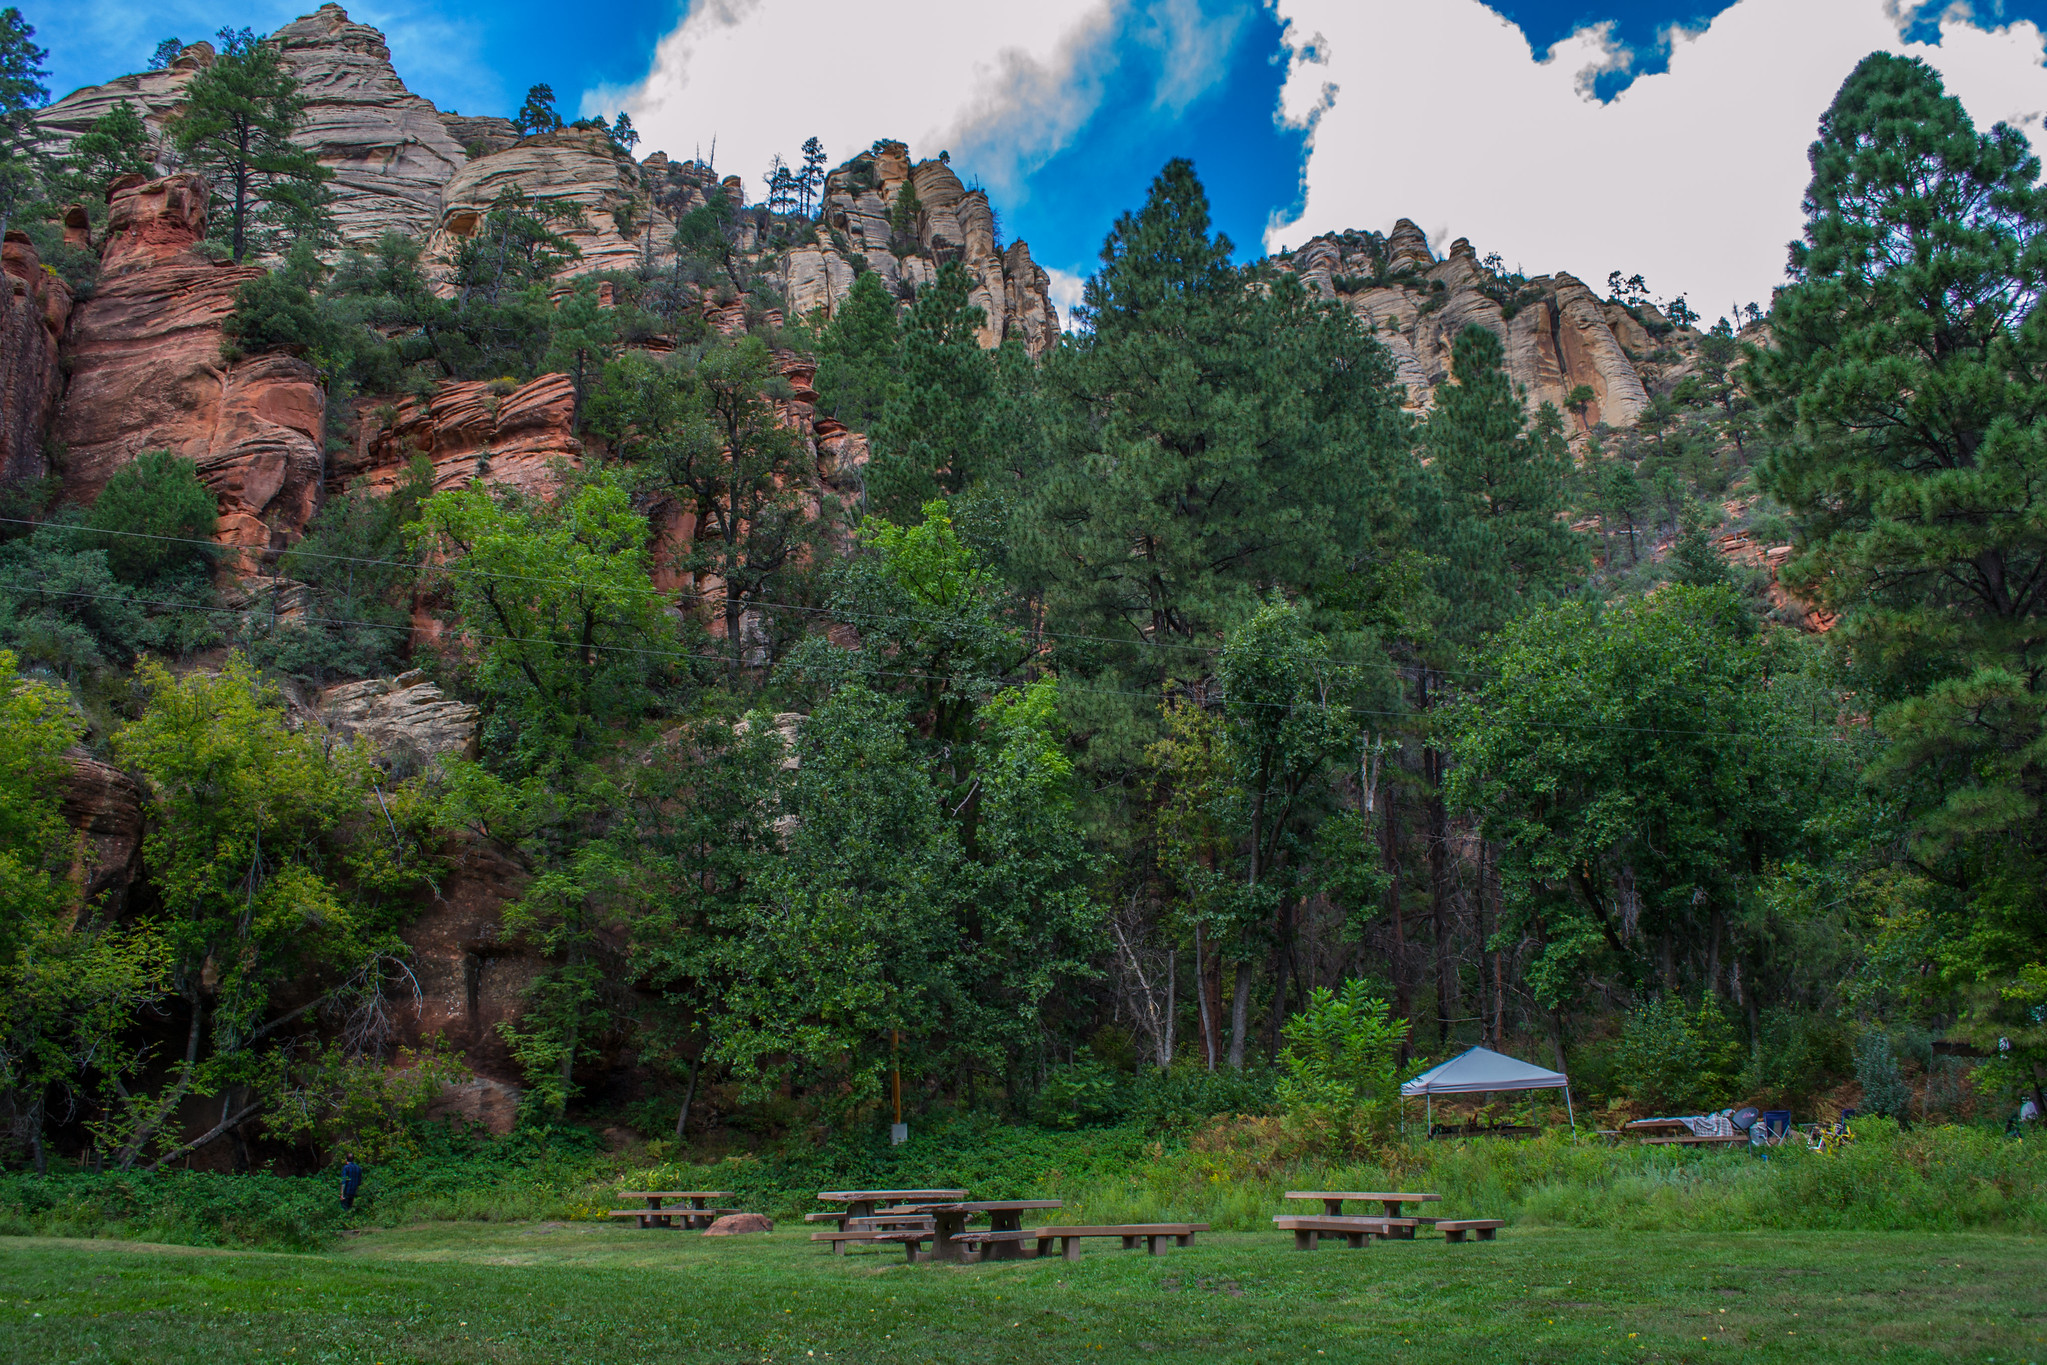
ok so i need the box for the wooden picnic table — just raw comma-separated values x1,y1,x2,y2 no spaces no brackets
890,1199,1065,1263
816,1189,969,1229
1623,1119,1745,1147
1285,1190,1443,1221
613,1190,737,1229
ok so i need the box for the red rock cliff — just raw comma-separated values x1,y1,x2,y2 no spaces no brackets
0,233,73,486
53,174,327,564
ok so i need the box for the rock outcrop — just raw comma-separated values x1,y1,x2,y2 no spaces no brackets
779,141,1060,356
1276,221,1656,430
317,670,480,766
704,1213,774,1235
53,174,326,564
42,8,469,249
333,372,582,499
58,750,144,914
424,127,674,285
269,5,470,244
0,233,72,485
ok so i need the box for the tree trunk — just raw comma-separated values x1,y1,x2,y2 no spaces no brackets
1227,960,1252,1069
1425,750,1454,1048
672,1053,700,1141
1705,907,1725,998
1196,924,1220,1072
1268,899,1292,1061
1477,843,1496,1050
1382,798,1409,1022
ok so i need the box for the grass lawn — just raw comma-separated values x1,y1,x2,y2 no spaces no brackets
0,1223,2039,1364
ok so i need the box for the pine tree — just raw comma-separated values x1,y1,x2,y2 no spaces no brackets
0,8,49,245
513,83,561,136
1753,51,2047,1115
54,102,155,225
813,269,898,431
866,262,997,522
170,27,333,260
798,135,827,218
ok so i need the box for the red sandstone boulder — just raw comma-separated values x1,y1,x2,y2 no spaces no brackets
58,749,143,913
703,1213,774,1235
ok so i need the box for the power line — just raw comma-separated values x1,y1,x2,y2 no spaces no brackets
0,579,1867,747
0,515,1508,683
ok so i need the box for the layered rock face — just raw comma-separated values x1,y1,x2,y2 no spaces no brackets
269,5,470,244
1279,221,1654,430
0,234,72,485
317,670,480,766
332,373,582,499
779,141,1060,356
41,7,470,248
54,174,327,561
424,127,675,285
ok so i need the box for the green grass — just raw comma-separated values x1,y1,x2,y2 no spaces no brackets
0,1222,2040,1363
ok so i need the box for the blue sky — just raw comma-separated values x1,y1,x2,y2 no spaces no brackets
30,1,2047,310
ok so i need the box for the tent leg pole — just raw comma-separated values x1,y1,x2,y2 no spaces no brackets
1566,1086,1575,1134
1426,1095,1431,1135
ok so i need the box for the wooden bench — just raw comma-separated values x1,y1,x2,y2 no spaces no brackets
1273,1215,1416,1249
1435,1219,1505,1243
810,1228,933,1257
1030,1224,1210,1260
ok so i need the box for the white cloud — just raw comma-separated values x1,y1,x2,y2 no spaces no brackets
1045,265,1089,323
1266,0,2047,315
611,0,1121,205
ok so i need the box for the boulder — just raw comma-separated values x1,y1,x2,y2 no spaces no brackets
317,669,479,766
0,233,73,486
54,174,326,567
439,113,519,158
703,1213,774,1235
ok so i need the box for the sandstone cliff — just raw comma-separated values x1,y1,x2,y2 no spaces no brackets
423,127,675,286
40,7,470,249
333,373,583,500
779,141,1061,357
53,174,326,563
0,233,72,486
1276,220,1663,431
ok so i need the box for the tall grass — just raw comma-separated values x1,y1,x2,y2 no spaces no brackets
2,1116,2038,1250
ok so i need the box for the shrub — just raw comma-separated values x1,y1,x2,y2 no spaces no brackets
85,451,217,585
1032,1054,1123,1129
222,242,338,363
1856,1029,1913,1118
1611,995,1742,1112
1275,980,1409,1150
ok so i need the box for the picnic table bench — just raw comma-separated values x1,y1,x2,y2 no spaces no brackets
889,1200,1066,1262
606,1190,738,1229
1273,1215,1415,1249
1284,1190,1441,1238
1436,1219,1506,1242
815,1189,968,1228
1624,1119,1746,1146
1021,1224,1210,1260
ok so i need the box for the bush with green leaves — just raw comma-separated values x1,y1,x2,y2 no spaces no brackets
1032,1053,1123,1129
84,450,217,585
1275,979,1410,1151
1609,995,1743,1112
1856,1029,1913,1119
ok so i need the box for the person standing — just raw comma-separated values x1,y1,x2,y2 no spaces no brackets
339,1155,363,1210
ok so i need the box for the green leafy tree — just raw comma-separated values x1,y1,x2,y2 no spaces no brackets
51,100,153,226
150,38,184,70
85,449,218,585
0,7,48,244
1446,587,1847,1016
108,656,423,1169
1019,159,1410,759
1751,52,2047,1109
0,649,79,932
409,470,666,775
1610,995,1742,1112
1276,979,1411,1151
798,135,827,217
169,26,334,260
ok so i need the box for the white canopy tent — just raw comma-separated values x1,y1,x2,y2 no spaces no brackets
1401,1046,1574,1133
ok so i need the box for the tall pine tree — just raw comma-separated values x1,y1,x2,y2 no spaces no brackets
170,27,333,260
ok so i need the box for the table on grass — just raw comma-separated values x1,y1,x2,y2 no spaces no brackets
613,1191,735,1229
1623,1119,1746,1147
1284,1190,1441,1240
890,1199,1065,1262
815,1189,969,1230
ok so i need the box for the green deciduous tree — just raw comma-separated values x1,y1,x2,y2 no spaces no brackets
170,26,334,260
409,470,667,774
85,449,218,586
108,656,424,1169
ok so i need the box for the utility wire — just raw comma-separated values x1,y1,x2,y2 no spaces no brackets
0,515,1511,683
0,579,1867,747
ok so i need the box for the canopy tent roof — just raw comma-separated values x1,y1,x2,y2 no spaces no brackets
1402,1046,1568,1096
